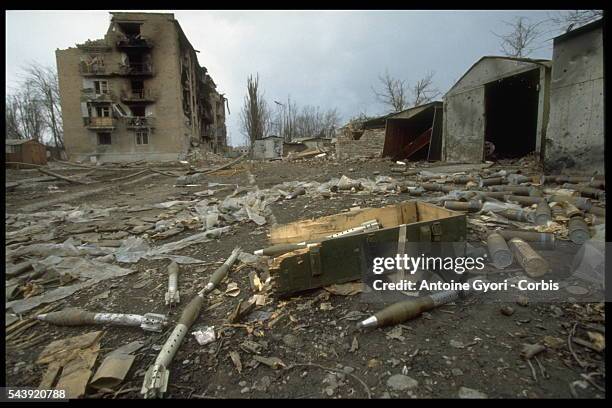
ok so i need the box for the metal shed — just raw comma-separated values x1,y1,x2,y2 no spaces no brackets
5,139,48,168
544,19,604,173
442,56,552,163
382,101,443,161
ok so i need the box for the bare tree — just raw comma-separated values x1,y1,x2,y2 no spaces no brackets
493,17,544,58
240,74,271,147
411,71,441,107
372,69,408,112
550,10,603,32
24,62,64,149
5,83,46,141
272,96,298,142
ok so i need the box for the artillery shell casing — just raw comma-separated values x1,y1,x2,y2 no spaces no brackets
496,230,555,250
535,201,552,225
568,217,591,245
255,243,306,257
549,195,593,211
477,191,509,200
422,183,446,192
507,174,531,185
505,195,545,206
337,181,362,191
589,180,605,189
508,238,549,278
566,176,593,183
499,209,535,223
491,185,530,195
452,175,475,184
487,233,513,269
479,177,506,187
444,200,482,212
562,183,605,200
588,206,605,217
529,187,544,197
585,214,605,226
563,202,583,218
550,203,566,218
286,187,306,199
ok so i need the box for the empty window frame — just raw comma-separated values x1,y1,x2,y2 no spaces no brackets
96,106,111,117
94,80,109,95
136,130,149,145
97,132,112,145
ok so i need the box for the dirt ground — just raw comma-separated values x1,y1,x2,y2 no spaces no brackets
4,158,606,399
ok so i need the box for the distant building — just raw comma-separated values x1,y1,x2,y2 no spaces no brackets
56,12,227,163
253,136,283,160
544,19,604,173
5,139,47,168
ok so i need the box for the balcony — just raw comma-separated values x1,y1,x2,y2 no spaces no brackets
125,116,155,129
120,89,156,103
86,117,116,130
81,89,116,103
79,62,108,76
116,36,153,49
117,63,154,76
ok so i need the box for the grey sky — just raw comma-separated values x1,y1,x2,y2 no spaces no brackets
5,10,564,146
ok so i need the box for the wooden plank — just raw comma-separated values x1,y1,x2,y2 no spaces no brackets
269,201,419,244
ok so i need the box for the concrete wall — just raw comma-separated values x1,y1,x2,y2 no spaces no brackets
336,128,385,160
544,26,604,173
253,138,283,160
442,57,550,163
57,13,219,163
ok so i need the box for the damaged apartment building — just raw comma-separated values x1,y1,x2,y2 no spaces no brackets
56,12,227,163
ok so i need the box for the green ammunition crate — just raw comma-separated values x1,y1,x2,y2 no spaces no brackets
269,201,467,297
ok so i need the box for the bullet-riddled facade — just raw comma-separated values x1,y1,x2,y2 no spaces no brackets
56,12,227,162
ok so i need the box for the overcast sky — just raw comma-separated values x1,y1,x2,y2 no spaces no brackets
6,10,565,146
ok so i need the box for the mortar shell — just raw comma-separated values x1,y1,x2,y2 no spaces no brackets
508,238,549,278
487,233,513,269
496,230,555,250
568,217,591,245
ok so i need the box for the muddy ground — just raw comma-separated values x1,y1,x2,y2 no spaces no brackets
4,158,606,399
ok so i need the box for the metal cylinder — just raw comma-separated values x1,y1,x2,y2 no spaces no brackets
286,187,306,199
479,177,505,187
529,187,544,197
487,233,513,269
549,195,593,211
562,183,605,200
507,174,531,185
165,262,180,306
589,180,605,190
499,209,535,223
568,217,591,245
588,206,605,217
496,230,555,250
535,201,552,225
94,313,145,327
505,195,545,206
477,191,509,200
550,203,566,219
508,238,549,278
444,200,482,212
563,202,583,218
422,183,448,192
491,185,530,195
452,175,475,184
566,176,593,183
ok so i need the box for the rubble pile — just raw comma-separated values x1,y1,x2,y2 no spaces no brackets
4,156,606,399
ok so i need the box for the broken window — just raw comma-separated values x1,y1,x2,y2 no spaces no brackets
96,106,111,117
118,22,142,38
94,81,109,95
135,130,149,145
130,106,146,117
97,133,111,145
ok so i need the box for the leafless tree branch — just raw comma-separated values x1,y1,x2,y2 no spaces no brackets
492,17,544,58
